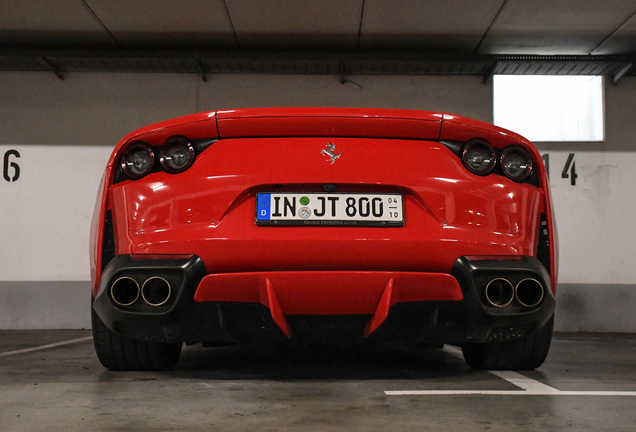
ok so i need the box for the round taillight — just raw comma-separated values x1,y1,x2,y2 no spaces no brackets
500,145,533,182
121,142,155,179
160,137,195,174
461,140,496,176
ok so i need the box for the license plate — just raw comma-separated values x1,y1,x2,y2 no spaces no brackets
255,193,404,226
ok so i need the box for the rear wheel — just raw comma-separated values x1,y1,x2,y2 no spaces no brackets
461,316,554,370
91,305,182,371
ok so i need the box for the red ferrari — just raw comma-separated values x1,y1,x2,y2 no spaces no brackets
90,108,557,371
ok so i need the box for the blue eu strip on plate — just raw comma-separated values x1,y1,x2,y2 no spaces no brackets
257,193,271,221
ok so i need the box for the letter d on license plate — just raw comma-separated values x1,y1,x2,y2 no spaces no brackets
255,193,404,227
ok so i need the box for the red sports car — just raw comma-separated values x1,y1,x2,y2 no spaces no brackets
90,108,557,371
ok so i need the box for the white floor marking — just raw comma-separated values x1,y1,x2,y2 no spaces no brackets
0,336,93,358
443,345,465,359
384,389,636,396
385,345,636,396
489,370,561,394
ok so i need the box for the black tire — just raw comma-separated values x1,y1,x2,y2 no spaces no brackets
91,305,182,371
461,316,554,370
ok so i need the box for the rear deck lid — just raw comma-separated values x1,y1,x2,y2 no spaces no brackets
216,107,443,140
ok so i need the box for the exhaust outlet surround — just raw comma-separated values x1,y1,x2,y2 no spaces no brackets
515,278,544,307
485,278,514,307
110,277,140,306
142,277,172,306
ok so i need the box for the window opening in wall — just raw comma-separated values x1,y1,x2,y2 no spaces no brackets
493,75,604,142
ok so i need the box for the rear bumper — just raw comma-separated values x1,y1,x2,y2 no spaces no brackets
194,271,463,338
93,254,555,345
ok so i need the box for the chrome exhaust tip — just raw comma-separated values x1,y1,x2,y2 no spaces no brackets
110,277,140,306
515,278,545,307
485,278,514,307
141,277,172,307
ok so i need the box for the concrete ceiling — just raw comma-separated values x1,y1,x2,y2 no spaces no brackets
2,1,636,82
2,0,636,55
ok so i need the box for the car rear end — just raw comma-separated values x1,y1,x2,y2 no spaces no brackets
90,108,557,370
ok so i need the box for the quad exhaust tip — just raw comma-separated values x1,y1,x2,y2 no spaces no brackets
485,278,515,307
141,277,172,307
110,277,140,307
484,277,545,308
110,276,172,307
515,278,545,308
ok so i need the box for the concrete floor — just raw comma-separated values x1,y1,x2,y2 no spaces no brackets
1,331,636,431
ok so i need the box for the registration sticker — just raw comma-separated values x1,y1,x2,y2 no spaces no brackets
256,193,404,227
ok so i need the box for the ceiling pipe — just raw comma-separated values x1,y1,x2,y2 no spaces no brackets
1,50,632,83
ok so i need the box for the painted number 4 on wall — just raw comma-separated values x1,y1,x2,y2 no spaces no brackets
3,150,20,182
542,153,577,186
561,153,577,186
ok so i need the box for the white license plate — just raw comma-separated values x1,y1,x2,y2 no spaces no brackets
255,193,404,226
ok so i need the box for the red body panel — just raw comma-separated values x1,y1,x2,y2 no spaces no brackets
107,137,541,276
194,271,462,336
217,108,442,139
90,108,558,306
440,114,557,290
194,271,462,314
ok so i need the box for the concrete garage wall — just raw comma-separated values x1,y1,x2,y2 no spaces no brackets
0,71,634,332
0,72,199,329
534,80,636,332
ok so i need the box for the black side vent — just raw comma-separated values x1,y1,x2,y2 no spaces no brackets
101,211,116,271
537,213,550,274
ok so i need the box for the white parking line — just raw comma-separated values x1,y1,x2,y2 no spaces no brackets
385,345,636,396
442,345,465,359
0,336,93,358
385,389,636,396
490,370,560,393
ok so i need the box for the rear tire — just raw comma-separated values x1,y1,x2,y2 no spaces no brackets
91,305,182,371
461,316,554,370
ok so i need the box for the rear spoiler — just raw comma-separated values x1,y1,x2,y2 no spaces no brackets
216,107,443,140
